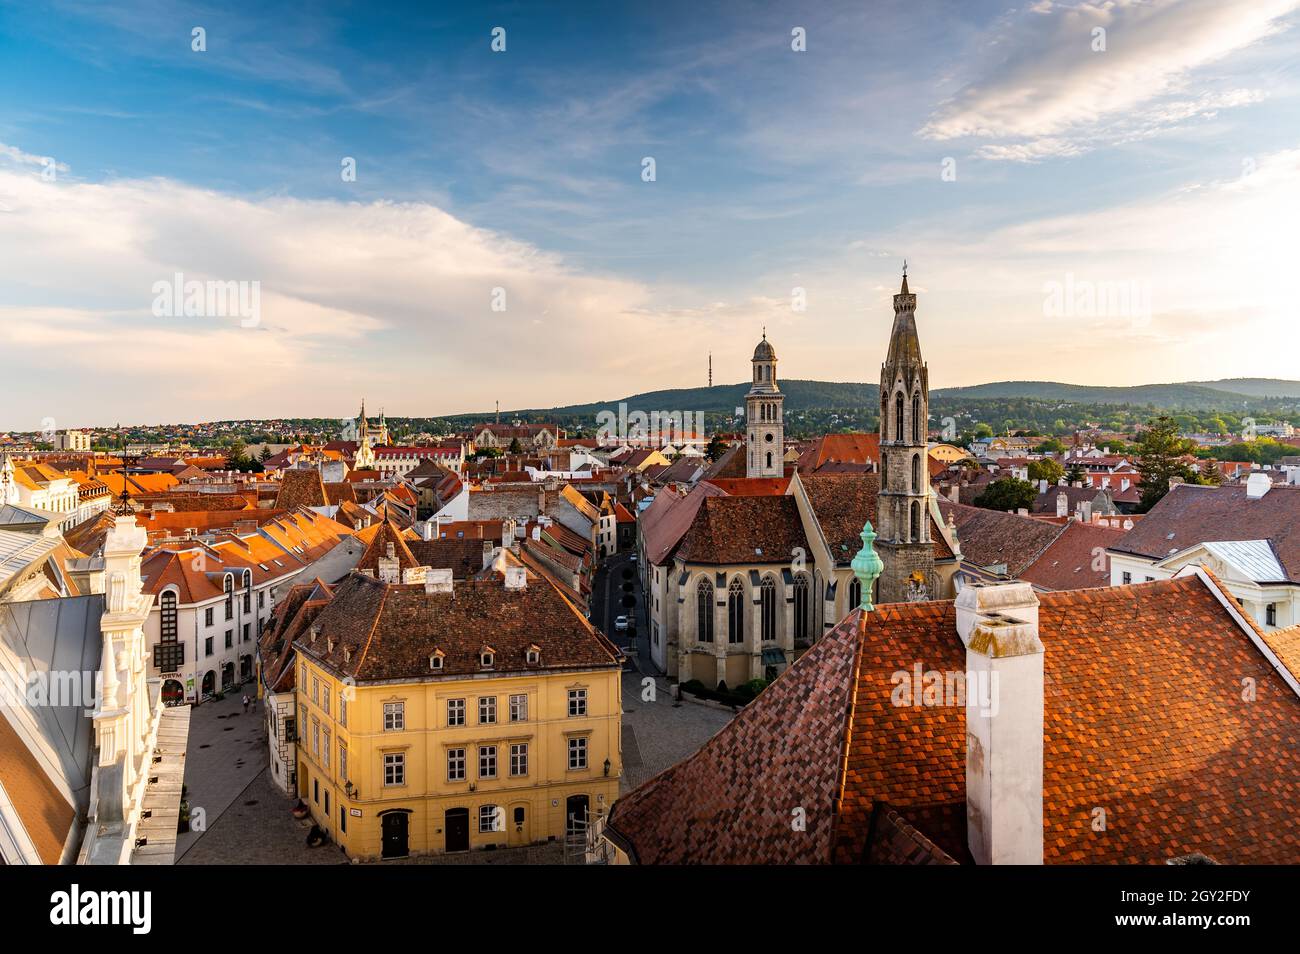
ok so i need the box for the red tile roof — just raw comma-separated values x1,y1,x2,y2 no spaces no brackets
608,574,1300,864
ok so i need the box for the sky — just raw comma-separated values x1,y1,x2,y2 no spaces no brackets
1,0,1298,428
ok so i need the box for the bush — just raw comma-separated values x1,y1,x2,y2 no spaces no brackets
736,678,769,700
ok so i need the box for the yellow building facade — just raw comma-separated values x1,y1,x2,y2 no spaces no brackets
289,569,623,860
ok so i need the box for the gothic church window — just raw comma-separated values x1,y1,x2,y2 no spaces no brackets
760,577,776,641
727,579,745,644
697,579,714,643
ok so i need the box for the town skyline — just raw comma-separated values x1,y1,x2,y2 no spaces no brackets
3,0,1299,424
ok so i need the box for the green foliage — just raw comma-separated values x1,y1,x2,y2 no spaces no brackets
973,477,1038,513
1136,416,1200,512
1027,458,1065,484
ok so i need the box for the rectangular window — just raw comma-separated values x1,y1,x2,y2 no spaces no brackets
322,690,330,716
383,701,404,731
568,737,588,770
283,716,296,743
205,607,214,626
312,720,320,756
478,696,497,725
225,600,233,621
339,695,347,727
258,591,265,608
243,593,251,613
243,623,250,642
205,636,213,657
322,729,331,768
479,805,500,834
568,688,587,717
447,698,465,726
447,747,465,782
339,745,348,781
478,745,497,779
340,806,347,834
1121,572,1132,585
312,677,319,705
509,694,527,723
224,630,233,649
1267,603,1278,626
383,752,405,786
510,742,528,777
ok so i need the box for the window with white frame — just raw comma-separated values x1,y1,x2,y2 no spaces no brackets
383,752,405,786
339,694,347,727
447,698,465,726
383,701,405,731
510,742,528,777
322,729,331,768
567,737,588,770
567,688,587,717
322,688,330,716
478,744,497,779
509,693,527,722
311,720,320,756
447,747,466,782
479,804,501,833
478,696,496,725
339,745,348,781
312,676,319,704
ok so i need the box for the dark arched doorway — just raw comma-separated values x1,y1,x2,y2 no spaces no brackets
161,679,184,706
380,810,411,859
201,670,216,697
565,794,590,836
221,662,235,690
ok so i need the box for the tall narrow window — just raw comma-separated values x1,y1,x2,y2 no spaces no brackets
792,574,809,642
912,453,921,494
696,579,714,643
760,577,776,642
910,501,921,542
849,577,862,611
912,394,921,443
894,392,904,443
727,579,745,644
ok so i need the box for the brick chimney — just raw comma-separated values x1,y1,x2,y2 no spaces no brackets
955,581,1044,865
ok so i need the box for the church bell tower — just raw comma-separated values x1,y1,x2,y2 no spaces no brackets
746,332,784,479
876,265,936,603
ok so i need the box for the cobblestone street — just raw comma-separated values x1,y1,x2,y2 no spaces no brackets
620,670,731,792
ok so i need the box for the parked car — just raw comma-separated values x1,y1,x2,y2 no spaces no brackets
614,616,629,632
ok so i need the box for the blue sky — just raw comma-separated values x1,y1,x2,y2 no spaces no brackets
2,0,1299,426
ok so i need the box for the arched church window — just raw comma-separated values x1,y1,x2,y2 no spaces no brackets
910,501,920,542
912,394,921,444
760,577,777,641
697,579,714,643
894,392,904,443
848,577,862,612
766,451,773,470
912,453,921,494
727,579,745,644
792,574,809,642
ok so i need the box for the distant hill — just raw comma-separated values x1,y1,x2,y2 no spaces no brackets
1188,378,1300,399
461,377,1300,421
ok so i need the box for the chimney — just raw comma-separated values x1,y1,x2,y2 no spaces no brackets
1079,500,1092,524
1055,492,1068,518
504,566,527,590
1246,472,1271,499
954,582,1044,865
421,521,433,542
482,540,494,569
1038,479,1047,494
424,568,453,594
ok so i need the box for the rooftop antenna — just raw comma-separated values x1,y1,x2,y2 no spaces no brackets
708,353,713,389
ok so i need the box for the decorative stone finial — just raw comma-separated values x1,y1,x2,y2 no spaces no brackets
851,520,884,612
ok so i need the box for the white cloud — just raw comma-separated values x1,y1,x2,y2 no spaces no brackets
921,0,1297,158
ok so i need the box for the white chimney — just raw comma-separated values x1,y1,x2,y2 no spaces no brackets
1246,472,1271,499
1055,492,1068,518
955,581,1044,866
424,568,453,593
504,566,527,590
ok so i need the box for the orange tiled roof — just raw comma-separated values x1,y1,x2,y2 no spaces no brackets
607,574,1300,865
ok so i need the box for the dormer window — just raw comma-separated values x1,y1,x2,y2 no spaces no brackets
480,647,495,669
429,649,445,671
525,645,540,665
